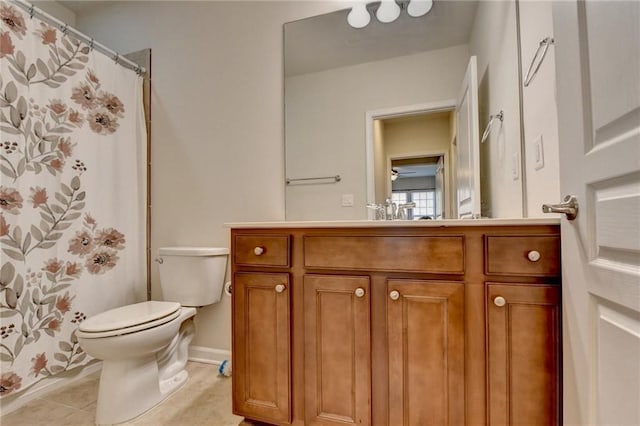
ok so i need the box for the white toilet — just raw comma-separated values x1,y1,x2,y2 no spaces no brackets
76,247,229,425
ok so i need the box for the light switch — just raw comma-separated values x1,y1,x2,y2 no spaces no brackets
341,194,354,207
533,135,545,170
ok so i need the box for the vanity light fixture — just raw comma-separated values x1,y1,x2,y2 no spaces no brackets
348,0,434,28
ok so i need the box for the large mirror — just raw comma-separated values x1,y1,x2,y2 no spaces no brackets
285,1,525,220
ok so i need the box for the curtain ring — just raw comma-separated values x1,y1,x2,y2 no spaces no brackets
114,54,120,65
29,5,35,19
62,23,69,35
135,65,143,76
89,38,95,50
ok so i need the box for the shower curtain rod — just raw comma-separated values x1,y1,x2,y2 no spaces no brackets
9,0,146,76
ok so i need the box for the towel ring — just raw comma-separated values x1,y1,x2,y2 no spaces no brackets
524,37,554,87
481,111,504,143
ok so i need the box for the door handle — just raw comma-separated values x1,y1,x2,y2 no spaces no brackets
542,195,578,220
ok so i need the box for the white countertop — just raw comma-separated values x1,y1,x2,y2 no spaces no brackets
225,218,561,229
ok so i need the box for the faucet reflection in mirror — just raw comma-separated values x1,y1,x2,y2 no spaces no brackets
367,199,416,220
348,0,434,28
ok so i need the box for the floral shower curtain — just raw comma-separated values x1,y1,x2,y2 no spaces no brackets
0,2,146,398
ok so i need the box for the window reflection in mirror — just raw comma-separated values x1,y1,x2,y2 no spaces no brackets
391,156,443,220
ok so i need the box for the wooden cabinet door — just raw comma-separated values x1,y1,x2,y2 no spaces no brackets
304,275,371,425
487,283,561,425
232,272,291,424
387,280,465,426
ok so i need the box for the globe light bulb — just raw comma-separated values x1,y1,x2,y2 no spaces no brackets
407,0,433,17
376,0,401,23
347,3,371,29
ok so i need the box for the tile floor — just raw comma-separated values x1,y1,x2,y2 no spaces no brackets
1,362,243,426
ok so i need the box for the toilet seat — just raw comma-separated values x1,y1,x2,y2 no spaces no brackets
77,301,182,339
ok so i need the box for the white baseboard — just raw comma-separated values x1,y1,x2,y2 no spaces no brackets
0,361,103,416
188,345,231,366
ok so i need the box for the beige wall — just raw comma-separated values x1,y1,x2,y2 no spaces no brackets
470,0,524,218
384,114,452,158
285,44,470,220
519,1,561,218
71,1,345,355
33,1,76,26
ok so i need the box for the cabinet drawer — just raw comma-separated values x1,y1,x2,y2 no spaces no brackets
234,235,290,267
304,235,464,274
485,235,560,277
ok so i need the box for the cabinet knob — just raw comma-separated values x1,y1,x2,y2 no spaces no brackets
254,246,265,256
389,290,400,301
275,284,286,293
527,250,541,262
355,287,365,298
494,296,506,307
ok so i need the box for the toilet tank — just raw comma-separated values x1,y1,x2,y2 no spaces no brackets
157,247,229,307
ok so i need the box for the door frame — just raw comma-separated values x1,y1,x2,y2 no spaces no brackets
365,100,456,219
386,152,450,219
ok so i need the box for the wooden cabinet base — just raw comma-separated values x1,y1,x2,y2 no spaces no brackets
231,224,561,426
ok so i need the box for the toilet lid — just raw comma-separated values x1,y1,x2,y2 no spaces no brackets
79,301,181,334
76,309,182,339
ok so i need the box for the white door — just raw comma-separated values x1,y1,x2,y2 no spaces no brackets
455,56,481,219
551,2,640,424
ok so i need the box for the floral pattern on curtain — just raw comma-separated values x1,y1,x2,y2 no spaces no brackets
0,2,146,397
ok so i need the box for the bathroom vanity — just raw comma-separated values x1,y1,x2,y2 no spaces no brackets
228,220,561,425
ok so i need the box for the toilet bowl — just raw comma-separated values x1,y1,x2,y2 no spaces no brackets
76,247,228,425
